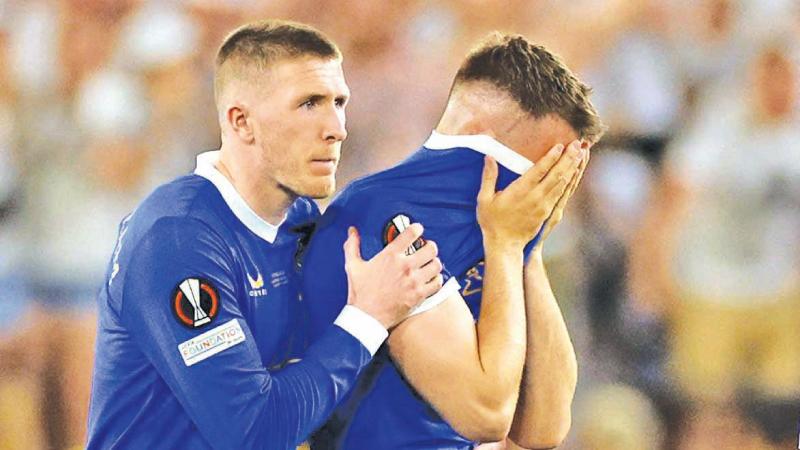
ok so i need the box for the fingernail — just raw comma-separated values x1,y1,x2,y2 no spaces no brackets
348,226,355,236
555,144,565,153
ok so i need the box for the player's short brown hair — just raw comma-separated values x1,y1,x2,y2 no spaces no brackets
453,33,606,142
214,20,341,102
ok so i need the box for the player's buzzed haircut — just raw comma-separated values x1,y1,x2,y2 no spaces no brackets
214,20,341,103
454,33,606,142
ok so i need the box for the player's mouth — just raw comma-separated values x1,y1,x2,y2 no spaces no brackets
309,158,338,176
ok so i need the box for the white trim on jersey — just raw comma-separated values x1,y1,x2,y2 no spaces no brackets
334,305,389,356
194,151,285,243
406,276,462,318
423,131,534,175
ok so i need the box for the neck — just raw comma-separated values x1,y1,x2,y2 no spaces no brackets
217,144,294,224
436,102,490,137
436,84,524,139
436,116,471,136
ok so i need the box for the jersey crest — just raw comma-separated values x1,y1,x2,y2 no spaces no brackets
382,213,426,254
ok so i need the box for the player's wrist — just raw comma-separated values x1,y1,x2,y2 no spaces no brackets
525,248,545,275
482,233,527,254
334,305,389,356
349,299,398,329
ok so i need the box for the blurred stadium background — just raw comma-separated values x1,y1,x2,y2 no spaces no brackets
0,0,799,449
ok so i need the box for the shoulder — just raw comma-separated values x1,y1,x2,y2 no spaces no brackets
119,211,235,294
329,152,430,210
116,176,234,280
118,214,233,296
325,173,405,225
329,148,455,215
136,175,221,222
126,175,229,241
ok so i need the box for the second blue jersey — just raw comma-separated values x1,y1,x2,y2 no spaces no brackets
302,135,540,450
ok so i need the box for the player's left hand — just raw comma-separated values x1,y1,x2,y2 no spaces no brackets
534,140,590,251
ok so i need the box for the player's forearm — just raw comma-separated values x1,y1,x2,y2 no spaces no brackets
473,238,527,421
383,240,527,442
203,324,373,449
262,326,372,446
508,251,577,449
144,321,373,449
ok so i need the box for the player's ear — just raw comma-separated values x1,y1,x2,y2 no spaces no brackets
227,103,255,144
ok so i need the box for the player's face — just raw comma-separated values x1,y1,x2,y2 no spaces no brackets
250,56,349,199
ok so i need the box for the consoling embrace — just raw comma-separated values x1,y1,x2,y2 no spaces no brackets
87,18,603,450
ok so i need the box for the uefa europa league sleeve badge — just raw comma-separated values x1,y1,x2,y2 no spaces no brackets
172,277,220,329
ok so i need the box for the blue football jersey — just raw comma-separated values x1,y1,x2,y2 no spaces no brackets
302,132,541,450
87,151,387,450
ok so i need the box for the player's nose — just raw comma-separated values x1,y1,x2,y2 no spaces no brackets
323,109,347,142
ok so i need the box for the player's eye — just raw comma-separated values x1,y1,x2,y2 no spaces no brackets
300,99,317,109
335,97,347,108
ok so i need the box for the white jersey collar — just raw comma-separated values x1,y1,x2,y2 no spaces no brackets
423,130,533,175
194,150,284,244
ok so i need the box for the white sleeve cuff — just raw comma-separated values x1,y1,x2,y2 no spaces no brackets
334,305,388,356
407,277,461,318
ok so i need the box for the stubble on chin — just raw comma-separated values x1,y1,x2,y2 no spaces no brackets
308,181,335,199
287,176,336,200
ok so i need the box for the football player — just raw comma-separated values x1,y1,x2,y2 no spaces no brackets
86,20,446,450
302,33,605,449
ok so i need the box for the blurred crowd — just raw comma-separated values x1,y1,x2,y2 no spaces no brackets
0,0,798,449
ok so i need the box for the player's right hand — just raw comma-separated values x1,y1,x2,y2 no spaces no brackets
476,140,586,250
535,141,590,246
342,224,443,329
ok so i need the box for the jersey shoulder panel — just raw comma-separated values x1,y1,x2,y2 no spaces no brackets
105,175,234,314
119,214,235,315
134,174,228,227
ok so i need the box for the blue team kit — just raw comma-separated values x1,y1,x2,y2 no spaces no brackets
88,132,539,450
303,132,540,450
88,152,378,450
